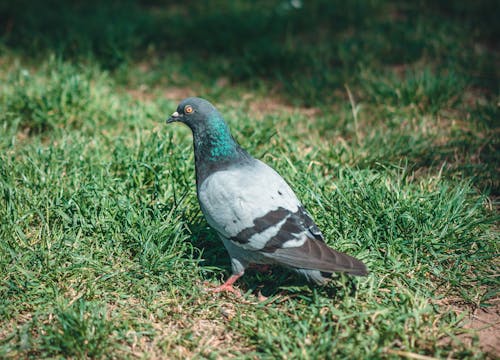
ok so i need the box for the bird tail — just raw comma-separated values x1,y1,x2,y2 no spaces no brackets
264,237,368,276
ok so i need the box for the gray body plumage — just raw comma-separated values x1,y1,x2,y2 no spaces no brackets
167,97,368,286
198,159,366,283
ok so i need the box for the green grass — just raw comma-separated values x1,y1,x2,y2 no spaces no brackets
1,1,499,359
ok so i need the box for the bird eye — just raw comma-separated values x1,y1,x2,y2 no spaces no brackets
184,105,193,114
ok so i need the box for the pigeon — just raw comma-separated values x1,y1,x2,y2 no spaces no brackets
166,97,368,293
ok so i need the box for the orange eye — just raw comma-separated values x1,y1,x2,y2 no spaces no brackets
184,105,193,114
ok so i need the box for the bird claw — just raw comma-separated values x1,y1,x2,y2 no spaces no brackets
212,283,242,297
210,273,243,297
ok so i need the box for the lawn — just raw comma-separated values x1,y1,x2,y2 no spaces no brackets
0,0,498,358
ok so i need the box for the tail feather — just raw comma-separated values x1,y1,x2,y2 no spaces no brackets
264,237,368,276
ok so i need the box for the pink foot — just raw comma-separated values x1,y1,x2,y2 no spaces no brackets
212,273,243,296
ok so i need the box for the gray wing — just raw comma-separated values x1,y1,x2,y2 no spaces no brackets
264,236,368,276
229,204,323,248
233,203,367,276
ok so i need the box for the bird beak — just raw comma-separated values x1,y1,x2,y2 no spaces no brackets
166,111,181,124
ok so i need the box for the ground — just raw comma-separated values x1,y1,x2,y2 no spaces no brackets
0,1,498,359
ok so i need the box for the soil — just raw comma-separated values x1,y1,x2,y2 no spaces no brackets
462,300,500,356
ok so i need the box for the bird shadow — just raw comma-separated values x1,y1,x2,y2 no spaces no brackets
249,268,360,301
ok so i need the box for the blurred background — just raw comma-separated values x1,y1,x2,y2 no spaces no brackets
1,0,498,104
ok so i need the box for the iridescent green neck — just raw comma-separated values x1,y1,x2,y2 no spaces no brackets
193,112,239,163
206,113,238,160
192,111,253,186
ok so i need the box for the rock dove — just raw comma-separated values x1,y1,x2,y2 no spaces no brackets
167,97,368,293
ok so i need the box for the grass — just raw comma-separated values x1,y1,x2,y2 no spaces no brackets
0,0,499,358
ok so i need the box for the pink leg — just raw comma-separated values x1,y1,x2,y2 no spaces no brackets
212,272,244,295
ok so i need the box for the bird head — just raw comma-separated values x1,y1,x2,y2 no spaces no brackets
166,97,219,131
